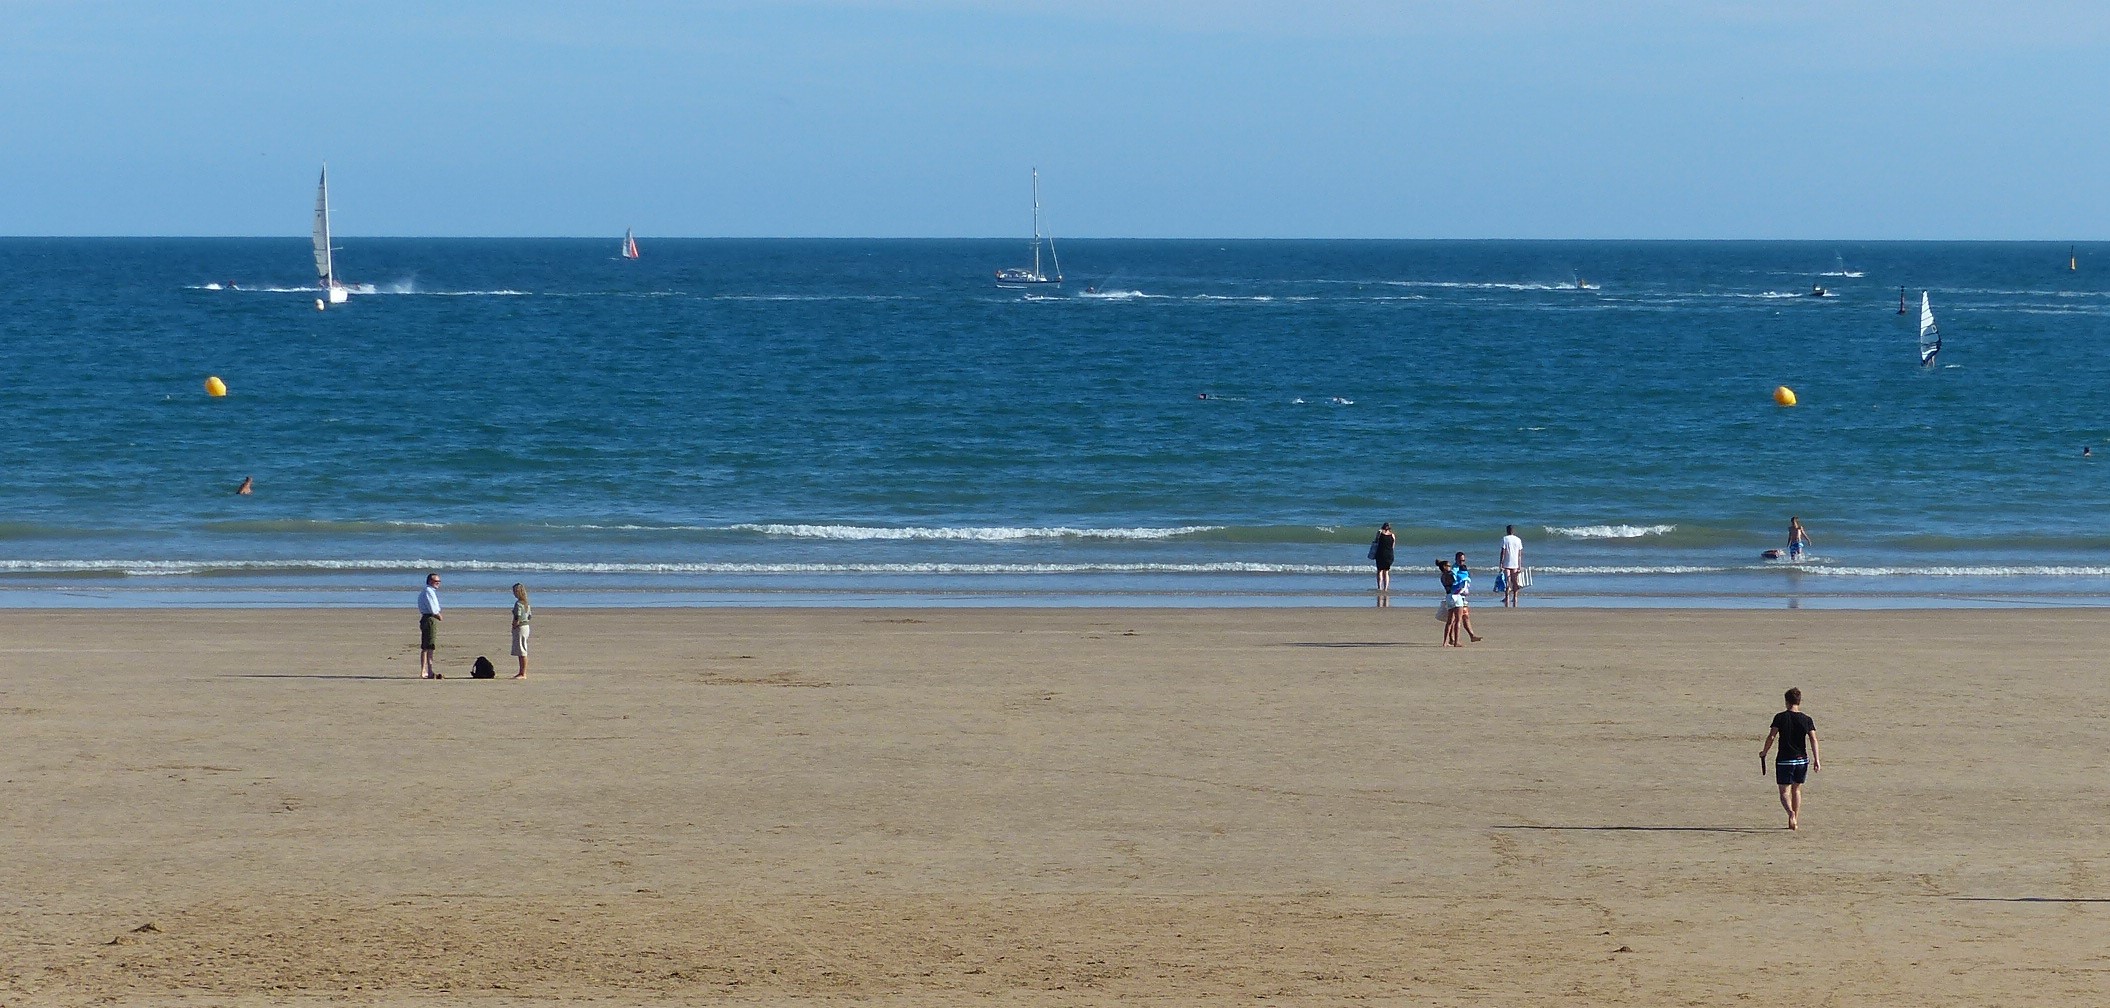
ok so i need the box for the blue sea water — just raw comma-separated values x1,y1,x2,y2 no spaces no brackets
4,237,2109,608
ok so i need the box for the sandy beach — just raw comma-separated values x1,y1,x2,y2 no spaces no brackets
3,605,2108,1005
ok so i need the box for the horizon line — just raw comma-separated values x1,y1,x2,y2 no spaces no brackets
0,235,2100,244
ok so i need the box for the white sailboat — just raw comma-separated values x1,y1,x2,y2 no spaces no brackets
1918,291,1941,367
620,228,640,260
313,166,350,305
993,168,1062,289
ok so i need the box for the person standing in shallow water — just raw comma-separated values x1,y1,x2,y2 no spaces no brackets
1498,525,1523,607
1370,523,1396,592
509,582,532,679
1760,687,1820,830
1787,517,1811,561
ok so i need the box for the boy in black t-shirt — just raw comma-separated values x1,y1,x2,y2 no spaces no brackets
1760,687,1820,830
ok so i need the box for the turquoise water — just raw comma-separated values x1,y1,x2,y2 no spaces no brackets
4,238,2108,607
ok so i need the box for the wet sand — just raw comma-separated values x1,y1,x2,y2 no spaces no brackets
3,605,2108,1006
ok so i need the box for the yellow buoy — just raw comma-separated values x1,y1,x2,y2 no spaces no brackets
1773,385,1796,407
205,376,227,397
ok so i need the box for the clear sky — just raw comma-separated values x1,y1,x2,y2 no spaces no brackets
4,1,2107,238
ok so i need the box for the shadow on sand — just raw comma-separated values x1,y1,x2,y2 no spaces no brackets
1495,824,1777,834
1281,641,1443,648
226,673,411,681
1948,897,2110,904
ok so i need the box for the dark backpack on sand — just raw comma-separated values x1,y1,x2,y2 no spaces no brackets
470,656,497,679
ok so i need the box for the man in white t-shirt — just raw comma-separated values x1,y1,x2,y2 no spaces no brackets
1499,525,1524,607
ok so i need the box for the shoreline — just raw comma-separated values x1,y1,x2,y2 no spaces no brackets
11,580,2110,610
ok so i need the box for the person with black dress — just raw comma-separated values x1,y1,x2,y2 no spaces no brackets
1369,523,1396,591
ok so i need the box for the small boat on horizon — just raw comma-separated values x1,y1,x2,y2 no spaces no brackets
994,168,1062,290
620,228,640,260
312,166,350,306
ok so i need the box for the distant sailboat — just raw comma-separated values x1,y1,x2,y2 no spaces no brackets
2072,246,2079,271
313,166,350,305
1918,291,1941,367
993,168,1062,289
621,228,640,260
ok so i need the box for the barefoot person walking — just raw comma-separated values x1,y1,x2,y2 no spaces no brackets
1451,552,1483,643
1760,687,1820,829
509,582,532,679
1498,525,1523,607
417,573,444,679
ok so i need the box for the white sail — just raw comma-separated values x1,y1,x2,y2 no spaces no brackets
621,228,640,259
313,167,348,304
994,168,1062,288
312,168,334,285
1918,291,1940,367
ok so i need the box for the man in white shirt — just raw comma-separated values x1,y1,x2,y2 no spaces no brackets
1498,526,1524,607
417,573,444,679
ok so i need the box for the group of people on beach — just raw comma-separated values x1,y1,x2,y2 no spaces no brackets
1370,523,1526,645
416,573,533,680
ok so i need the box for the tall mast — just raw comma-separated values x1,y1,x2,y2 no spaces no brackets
1030,168,1042,278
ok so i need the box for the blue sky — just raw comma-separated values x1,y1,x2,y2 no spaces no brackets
3,1,2107,238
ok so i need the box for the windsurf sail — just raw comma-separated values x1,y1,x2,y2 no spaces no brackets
1918,291,1940,367
313,166,349,304
621,228,640,260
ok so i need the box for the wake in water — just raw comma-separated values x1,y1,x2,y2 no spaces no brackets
1078,288,1168,300
187,280,528,296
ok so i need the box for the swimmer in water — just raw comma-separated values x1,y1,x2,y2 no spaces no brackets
236,476,253,495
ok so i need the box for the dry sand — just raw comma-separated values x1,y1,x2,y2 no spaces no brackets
3,605,2109,1006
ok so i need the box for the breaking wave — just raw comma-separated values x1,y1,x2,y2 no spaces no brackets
1544,524,1677,539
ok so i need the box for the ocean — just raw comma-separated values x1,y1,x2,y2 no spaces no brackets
4,237,2108,608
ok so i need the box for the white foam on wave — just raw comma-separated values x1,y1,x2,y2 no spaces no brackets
1536,565,1729,575
1191,294,1277,302
1383,280,1566,292
0,558,1351,576
1790,565,2110,577
1545,524,1677,539
729,523,1222,541
715,294,913,302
